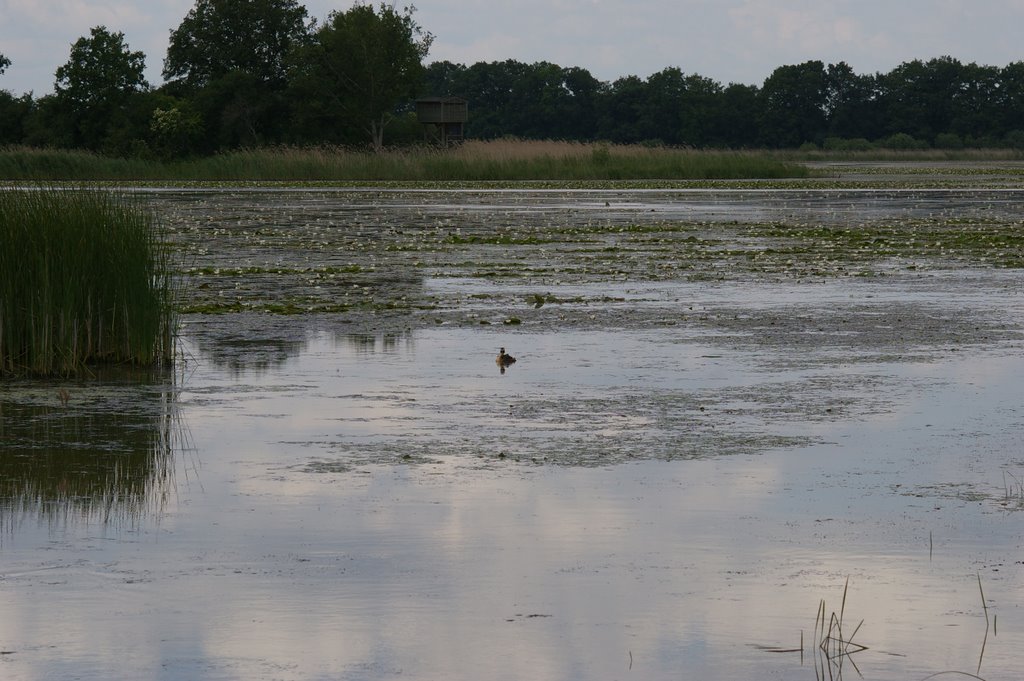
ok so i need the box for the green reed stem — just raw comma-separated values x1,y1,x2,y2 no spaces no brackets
0,186,178,376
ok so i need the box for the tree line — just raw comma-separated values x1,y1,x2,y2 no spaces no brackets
2,0,1024,156
0,1,430,157
426,57,1024,150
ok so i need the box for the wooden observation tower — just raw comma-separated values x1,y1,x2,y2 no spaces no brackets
416,97,468,146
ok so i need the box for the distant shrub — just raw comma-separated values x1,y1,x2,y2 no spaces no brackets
934,133,964,149
967,135,1002,149
878,133,929,150
1004,130,1024,150
823,137,873,151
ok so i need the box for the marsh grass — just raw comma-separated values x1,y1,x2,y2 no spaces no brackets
0,147,156,181
0,141,808,181
814,578,867,678
0,187,178,376
782,146,1024,162
1002,470,1024,507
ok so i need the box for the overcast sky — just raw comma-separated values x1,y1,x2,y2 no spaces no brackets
2,0,1024,97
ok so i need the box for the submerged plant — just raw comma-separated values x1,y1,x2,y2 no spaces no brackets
0,187,179,376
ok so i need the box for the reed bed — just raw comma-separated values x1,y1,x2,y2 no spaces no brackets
0,147,157,181
0,142,809,181
0,187,178,376
781,146,1024,162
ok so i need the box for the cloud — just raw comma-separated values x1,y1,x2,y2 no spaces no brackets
0,0,186,94
727,2,877,60
5,0,1024,97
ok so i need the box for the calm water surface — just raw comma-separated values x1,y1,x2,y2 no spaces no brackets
2,188,1024,680
3,324,1023,680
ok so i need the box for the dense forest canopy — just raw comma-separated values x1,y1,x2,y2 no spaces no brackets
423,56,1024,151
2,0,1024,156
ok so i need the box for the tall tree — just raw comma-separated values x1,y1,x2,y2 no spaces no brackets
424,60,467,97
824,61,880,140
949,62,1001,141
0,53,32,145
675,73,724,147
636,68,724,146
556,66,604,140
164,0,310,148
759,61,828,147
500,62,599,139
714,83,761,147
54,26,148,150
164,0,310,89
0,93,31,145
878,56,966,142
455,60,531,138
599,75,647,143
997,62,1024,141
289,3,432,151
640,68,688,144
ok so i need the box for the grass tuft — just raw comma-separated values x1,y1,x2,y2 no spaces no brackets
0,187,179,376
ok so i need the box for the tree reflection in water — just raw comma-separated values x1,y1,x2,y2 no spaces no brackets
0,372,191,536
193,335,308,376
339,331,412,354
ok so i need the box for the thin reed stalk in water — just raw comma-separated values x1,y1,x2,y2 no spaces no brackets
977,573,990,675
815,577,867,677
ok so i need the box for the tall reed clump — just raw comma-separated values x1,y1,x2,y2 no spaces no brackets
0,187,178,376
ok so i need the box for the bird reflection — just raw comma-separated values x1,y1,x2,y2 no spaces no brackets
496,347,517,374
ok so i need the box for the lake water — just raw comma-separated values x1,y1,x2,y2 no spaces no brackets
2,187,1024,680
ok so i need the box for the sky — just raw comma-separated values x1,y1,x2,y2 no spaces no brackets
2,0,1024,97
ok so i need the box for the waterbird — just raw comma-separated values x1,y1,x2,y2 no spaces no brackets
496,347,517,373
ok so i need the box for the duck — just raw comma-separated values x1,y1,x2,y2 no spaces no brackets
496,347,517,371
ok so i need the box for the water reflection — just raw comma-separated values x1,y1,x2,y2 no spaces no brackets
0,376,190,535
4,184,1024,678
2,326,1022,679
193,332,416,374
193,335,308,375
338,331,413,354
